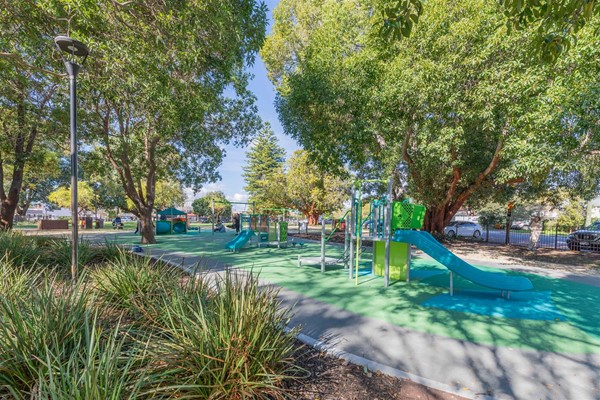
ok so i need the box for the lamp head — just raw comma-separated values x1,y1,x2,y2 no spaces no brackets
54,36,89,76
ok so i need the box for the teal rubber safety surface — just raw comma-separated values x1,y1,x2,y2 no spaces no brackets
422,290,565,321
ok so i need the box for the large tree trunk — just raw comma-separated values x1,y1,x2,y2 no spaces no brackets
307,211,319,225
139,208,155,244
0,194,19,230
424,207,455,236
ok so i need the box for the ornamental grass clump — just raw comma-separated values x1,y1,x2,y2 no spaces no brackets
32,320,151,400
0,231,43,267
0,275,151,399
92,251,184,323
154,270,298,400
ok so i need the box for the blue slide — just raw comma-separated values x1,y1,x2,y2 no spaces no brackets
392,230,533,292
225,230,254,251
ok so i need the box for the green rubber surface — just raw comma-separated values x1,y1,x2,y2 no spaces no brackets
109,232,600,354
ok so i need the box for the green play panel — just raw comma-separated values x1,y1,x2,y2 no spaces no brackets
107,231,600,354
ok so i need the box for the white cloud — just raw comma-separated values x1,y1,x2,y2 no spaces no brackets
227,192,250,212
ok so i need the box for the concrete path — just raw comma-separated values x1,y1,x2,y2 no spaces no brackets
136,244,600,400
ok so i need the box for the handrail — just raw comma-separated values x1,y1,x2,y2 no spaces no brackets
325,209,350,242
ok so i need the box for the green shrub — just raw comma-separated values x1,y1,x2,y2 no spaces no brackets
0,257,42,301
0,277,92,395
0,231,43,267
33,321,150,400
155,270,298,399
42,238,96,269
0,275,151,399
92,252,183,323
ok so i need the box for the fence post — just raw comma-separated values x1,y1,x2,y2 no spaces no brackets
554,225,558,250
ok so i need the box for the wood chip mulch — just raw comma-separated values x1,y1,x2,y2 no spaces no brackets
284,343,468,400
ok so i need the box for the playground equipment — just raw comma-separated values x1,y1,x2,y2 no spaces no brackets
255,208,291,248
211,199,255,235
225,229,255,252
297,210,351,271
156,207,188,235
345,178,533,297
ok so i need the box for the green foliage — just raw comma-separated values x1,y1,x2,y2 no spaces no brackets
263,0,600,232
556,199,585,229
48,182,96,215
477,204,507,227
0,275,150,399
92,253,184,323
375,0,599,61
192,191,232,221
243,123,287,209
265,150,347,223
154,270,298,399
0,243,300,399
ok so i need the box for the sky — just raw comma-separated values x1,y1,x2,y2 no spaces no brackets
188,0,300,211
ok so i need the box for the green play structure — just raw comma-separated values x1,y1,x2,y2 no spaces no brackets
155,207,188,235
298,177,533,298
254,208,290,248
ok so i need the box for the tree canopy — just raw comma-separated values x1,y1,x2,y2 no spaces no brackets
262,150,347,224
242,123,286,209
262,0,600,233
1,0,268,243
192,191,232,222
377,0,599,61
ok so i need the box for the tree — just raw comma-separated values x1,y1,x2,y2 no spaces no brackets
16,150,63,217
242,122,286,208
19,0,266,244
263,0,598,234
192,191,232,222
0,1,66,229
377,0,599,61
273,150,347,224
556,199,585,230
48,182,95,216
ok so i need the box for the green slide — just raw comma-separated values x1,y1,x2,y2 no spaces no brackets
225,230,254,251
392,230,533,292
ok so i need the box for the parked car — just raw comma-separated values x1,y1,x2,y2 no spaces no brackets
510,221,530,230
567,222,600,251
444,221,483,239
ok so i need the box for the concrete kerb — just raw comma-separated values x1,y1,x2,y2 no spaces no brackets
136,246,483,400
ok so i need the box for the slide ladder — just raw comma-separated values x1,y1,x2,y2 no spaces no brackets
392,230,533,296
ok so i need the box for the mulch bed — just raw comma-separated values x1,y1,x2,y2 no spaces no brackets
286,343,467,400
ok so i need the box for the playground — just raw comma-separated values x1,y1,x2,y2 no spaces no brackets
99,225,600,399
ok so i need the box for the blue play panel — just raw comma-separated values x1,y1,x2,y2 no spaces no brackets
422,290,566,321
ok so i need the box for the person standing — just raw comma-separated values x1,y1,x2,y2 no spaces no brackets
134,218,142,234
528,216,542,251
234,214,241,234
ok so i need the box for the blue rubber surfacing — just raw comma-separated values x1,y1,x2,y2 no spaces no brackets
422,290,566,321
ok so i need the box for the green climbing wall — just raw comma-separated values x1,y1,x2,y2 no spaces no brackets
391,202,426,230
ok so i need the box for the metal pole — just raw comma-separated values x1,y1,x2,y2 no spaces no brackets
349,190,355,279
344,211,349,269
69,70,79,282
355,189,362,286
211,199,215,236
321,217,326,272
384,178,392,287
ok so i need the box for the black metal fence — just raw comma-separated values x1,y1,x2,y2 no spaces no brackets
481,225,575,250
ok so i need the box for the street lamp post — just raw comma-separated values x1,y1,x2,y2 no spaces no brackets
54,36,89,281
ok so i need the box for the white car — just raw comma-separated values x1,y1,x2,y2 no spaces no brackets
444,221,483,239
